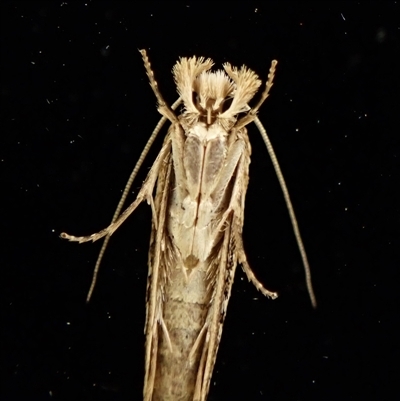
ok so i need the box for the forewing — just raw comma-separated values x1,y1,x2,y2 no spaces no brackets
143,136,174,400
195,140,251,401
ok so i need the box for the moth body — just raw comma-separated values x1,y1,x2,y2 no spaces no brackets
61,50,316,401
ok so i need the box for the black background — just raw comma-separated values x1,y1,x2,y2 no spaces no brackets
2,1,399,400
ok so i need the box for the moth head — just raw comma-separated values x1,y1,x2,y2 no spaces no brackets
173,57,262,125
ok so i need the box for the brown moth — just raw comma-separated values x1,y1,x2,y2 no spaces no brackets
61,50,316,401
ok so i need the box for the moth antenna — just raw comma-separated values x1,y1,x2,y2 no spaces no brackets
236,60,278,129
139,49,178,123
250,59,278,114
254,115,317,308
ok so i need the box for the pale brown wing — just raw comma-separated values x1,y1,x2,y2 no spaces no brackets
194,133,252,401
143,135,174,401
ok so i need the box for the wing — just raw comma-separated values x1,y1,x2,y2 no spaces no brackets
193,131,251,401
143,132,174,400
143,128,274,401
195,129,276,401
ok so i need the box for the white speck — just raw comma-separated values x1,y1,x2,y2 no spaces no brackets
31,61,35,65
66,322,71,325
46,99,51,104
338,182,341,185
255,8,258,12
341,13,346,21
345,207,348,211
323,355,329,359
295,128,299,132
49,390,53,396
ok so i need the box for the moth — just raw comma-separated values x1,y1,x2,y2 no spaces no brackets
61,50,316,401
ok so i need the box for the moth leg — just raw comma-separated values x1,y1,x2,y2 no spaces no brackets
214,137,278,299
234,222,278,299
143,319,159,401
60,140,171,243
149,195,158,230
232,152,278,298
189,321,208,366
159,314,173,353
193,335,209,401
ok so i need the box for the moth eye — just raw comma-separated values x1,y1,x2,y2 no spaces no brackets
221,97,233,113
192,91,202,110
